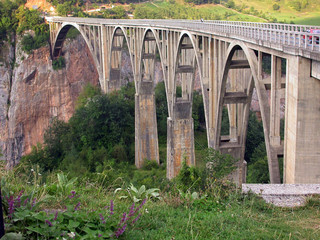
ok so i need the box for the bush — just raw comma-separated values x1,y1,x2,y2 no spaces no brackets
21,32,49,54
273,4,280,10
175,161,201,192
225,0,235,9
52,56,66,70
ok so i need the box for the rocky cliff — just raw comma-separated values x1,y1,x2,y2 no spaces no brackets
0,35,99,167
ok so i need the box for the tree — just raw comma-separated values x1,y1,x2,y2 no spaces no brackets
56,2,72,16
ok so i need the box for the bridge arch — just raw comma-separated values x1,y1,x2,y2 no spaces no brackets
173,31,203,105
139,28,167,90
215,41,280,184
52,23,101,81
108,26,134,91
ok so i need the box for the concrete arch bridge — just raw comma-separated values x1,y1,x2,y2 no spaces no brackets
47,17,320,184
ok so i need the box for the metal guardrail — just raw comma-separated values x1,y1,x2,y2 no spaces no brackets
47,17,320,53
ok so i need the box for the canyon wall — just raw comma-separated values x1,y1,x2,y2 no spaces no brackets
0,35,99,167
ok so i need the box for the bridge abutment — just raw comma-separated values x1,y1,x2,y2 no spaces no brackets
285,56,320,183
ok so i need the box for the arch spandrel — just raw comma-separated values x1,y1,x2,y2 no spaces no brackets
215,41,280,184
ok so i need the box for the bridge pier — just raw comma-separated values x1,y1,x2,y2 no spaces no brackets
135,81,159,168
167,102,195,179
284,57,320,183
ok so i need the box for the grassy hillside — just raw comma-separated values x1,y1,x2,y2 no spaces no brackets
137,0,320,24
232,0,320,24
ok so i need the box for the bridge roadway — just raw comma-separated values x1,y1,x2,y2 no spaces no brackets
47,17,320,184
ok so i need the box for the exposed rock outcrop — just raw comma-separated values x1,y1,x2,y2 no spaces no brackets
0,35,99,167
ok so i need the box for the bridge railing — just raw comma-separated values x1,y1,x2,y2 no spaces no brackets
47,17,320,53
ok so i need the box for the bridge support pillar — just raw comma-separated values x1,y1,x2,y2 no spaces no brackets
135,81,159,168
284,57,320,183
167,102,195,179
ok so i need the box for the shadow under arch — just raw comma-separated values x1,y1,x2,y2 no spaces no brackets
215,40,281,184
138,28,168,97
172,31,203,106
52,23,101,78
108,26,134,91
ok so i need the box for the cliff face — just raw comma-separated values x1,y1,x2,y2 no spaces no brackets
0,35,99,167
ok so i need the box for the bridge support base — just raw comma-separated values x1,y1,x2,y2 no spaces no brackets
135,81,159,168
285,57,320,183
167,115,195,180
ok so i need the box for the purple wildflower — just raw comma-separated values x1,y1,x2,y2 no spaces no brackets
23,198,29,206
128,203,135,217
7,196,14,219
114,224,127,238
119,212,127,225
15,190,24,208
99,213,106,224
131,213,141,224
54,211,58,221
134,198,146,214
74,202,81,211
98,234,102,237
68,191,76,199
45,220,53,227
31,198,37,209
110,200,114,216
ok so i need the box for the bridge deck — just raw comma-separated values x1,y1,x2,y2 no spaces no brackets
47,17,320,61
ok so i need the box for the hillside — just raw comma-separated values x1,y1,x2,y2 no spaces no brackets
138,0,320,24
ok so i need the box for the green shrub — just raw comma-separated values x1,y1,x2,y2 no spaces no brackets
175,161,201,192
115,183,161,203
52,56,66,70
142,160,159,170
273,4,280,10
131,167,168,190
21,32,49,54
75,83,101,109
226,0,235,9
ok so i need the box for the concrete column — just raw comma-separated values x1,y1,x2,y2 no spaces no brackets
135,81,159,168
100,25,109,93
285,56,320,183
167,101,195,179
270,55,282,146
208,38,218,148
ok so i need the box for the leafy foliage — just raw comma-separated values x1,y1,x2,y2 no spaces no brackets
21,32,49,54
52,56,66,70
245,112,265,163
22,83,135,174
0,4,49,49
175,161,201,192
115,184,161,203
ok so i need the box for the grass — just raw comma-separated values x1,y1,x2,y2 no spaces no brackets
126,198,320,239
2,159,320,239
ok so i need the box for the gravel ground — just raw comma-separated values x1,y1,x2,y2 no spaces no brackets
242,184,320,207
